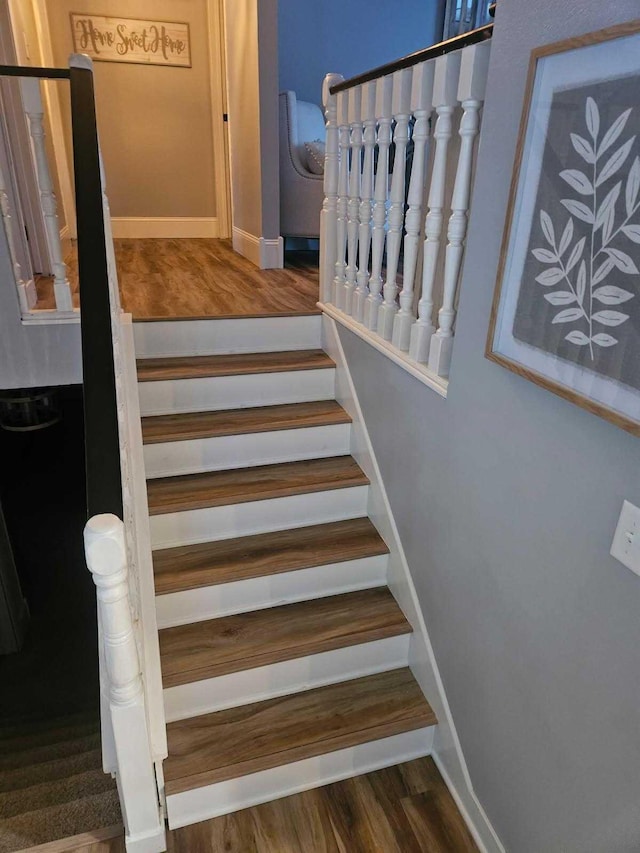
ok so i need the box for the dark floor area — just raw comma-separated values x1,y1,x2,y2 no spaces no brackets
0,386,99,728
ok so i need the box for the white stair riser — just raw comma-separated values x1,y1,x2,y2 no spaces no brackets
164,635,410,722
155,554,389,628
144,423,351,479
133,315,322,358
165,725,434,829
150,486,370,550
138,369,335,417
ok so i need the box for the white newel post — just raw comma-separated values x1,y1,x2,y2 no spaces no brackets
0,160,36,312
353,81,376,323
20,78,73,312
84,515,166,853
320,73,343,304
392,61,435,351
344,86,362,316
429,42,490,377
332,91,350,310
364,74,393,331
377,68,412,341
409,52,461,363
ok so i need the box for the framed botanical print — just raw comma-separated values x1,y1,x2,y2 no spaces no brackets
487,21,640,436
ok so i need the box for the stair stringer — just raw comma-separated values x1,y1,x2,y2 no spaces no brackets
120,314,168,766
322,314,504,853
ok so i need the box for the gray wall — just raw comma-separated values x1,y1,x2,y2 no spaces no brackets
337,1,640,850
278,0,445,106
0,229,82,390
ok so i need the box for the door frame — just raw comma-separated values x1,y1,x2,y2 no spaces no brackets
207,0,232,239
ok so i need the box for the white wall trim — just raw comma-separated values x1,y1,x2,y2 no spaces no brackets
111,217,219,239
320,301,449,398
206,0,232,238
322,314,504,853
232,226,283,269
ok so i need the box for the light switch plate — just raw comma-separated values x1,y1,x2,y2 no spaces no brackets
610,500,640,577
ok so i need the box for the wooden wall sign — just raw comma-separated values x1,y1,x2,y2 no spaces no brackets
70,14,191,68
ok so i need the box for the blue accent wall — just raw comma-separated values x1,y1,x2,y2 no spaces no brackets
278,0,445,105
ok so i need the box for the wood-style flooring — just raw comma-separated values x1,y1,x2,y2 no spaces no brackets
159,587,411,687
69,757,478,852
152,517,389,595
136,350,333,382
35,239,319,319
163,669,435,794
141,400,351,444
146,456,369,516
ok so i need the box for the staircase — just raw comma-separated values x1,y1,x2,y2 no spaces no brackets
133,314,437,830
0,715,120,851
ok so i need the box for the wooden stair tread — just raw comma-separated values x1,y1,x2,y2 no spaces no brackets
147,456,368,516
159,587,410,687
137,349,334,382
142,400,350,444
164,668,435,794
153,517,389,595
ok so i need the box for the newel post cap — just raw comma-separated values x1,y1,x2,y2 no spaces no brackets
323,73,344,107
84,513,126,578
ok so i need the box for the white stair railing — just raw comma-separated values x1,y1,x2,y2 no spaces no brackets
20,78,73,313
320,32,491,389
84,515,165,853
0,156,36,312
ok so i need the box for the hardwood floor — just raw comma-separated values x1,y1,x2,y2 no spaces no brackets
35,239,319,319
146,456,369,516
136,350,333,382
163,669,435,794
141,400,351,444
69,758,478,852
159,587,411,687
152,517,389,595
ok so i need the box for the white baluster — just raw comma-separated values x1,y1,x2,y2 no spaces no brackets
20,78,73,312
344,87,362,316
392,61,435,350
84,514,165,853
364,75,393,331
429,42,490,377
332,91,350,310
0,160,36,312
320,73,343,304
377,67,412,341
409,52,461,364
353,81,376,323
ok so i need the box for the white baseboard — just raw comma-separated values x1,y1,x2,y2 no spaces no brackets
232,226,283,269
111,217,219,239
322,315,505,853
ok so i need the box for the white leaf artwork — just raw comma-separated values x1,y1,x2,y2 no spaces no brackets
531,95,639,360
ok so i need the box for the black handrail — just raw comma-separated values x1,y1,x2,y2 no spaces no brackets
69,62,123,520
0,62,123,519
330,23,493,95
0,64,70,79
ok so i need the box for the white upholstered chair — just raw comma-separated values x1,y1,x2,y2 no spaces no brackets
279,90,326,240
